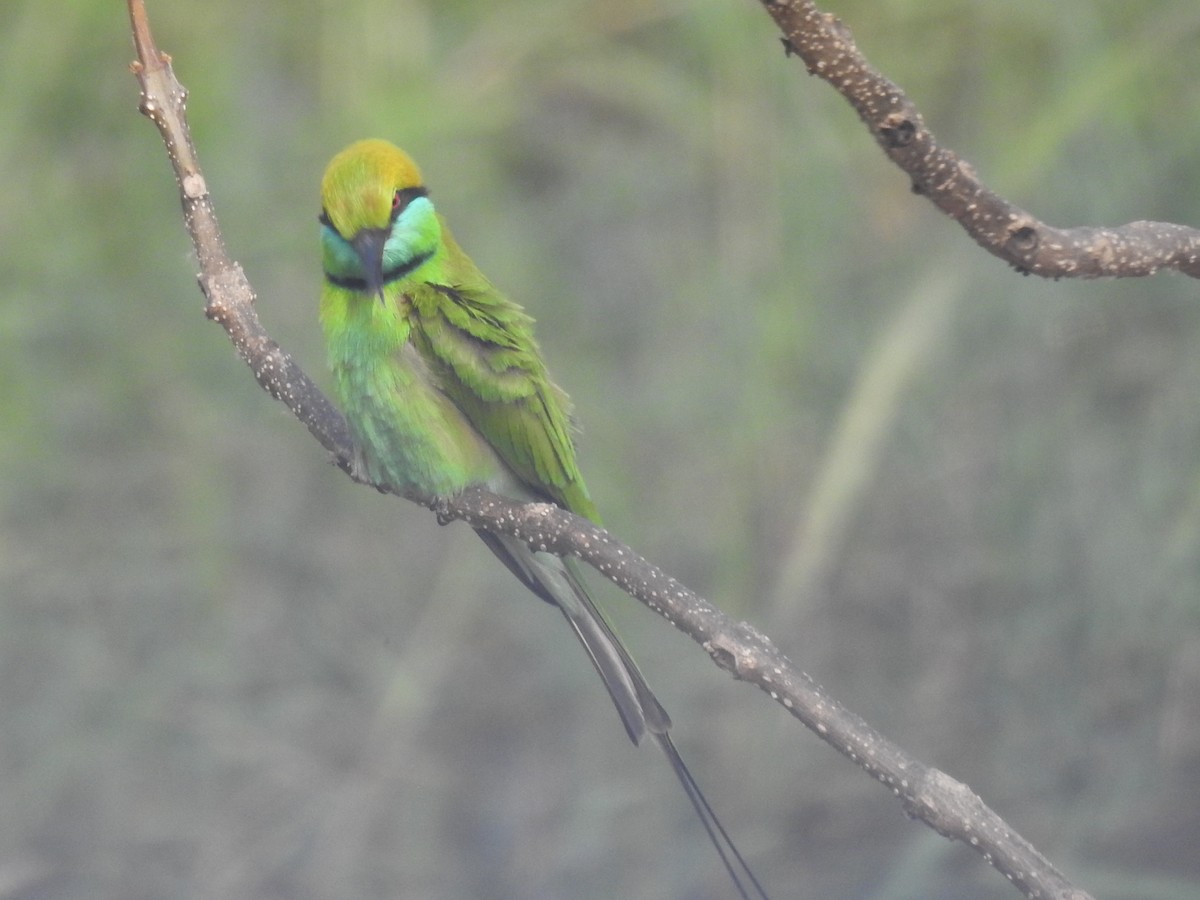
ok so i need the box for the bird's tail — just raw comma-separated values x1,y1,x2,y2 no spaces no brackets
475,529,770,900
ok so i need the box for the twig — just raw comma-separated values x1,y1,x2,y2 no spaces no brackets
760,0,1200,279
128,0,357,475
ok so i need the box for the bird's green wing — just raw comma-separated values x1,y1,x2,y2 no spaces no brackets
408,280,601,523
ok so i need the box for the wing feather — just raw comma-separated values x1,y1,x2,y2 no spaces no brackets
409,280,600,522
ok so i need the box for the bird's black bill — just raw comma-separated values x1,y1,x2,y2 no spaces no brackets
350,228,390,304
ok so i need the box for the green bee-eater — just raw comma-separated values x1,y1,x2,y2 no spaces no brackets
319,139,768,898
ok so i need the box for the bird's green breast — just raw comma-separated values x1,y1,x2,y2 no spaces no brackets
320,282,501,497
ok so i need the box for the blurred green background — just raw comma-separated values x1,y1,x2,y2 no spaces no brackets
4,1,1200,898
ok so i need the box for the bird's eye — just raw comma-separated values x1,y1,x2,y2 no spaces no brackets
390,186,429,221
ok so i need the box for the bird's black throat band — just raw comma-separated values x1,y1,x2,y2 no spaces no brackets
323,248,435,293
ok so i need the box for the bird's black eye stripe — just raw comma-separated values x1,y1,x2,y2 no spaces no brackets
390,186,429,221
319,189,427,234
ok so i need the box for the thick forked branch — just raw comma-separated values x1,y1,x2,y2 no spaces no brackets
127,2,1094,898
760,0,1200,279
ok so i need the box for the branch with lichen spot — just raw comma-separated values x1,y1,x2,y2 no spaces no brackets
760,0,1200,279
127,1,1095,898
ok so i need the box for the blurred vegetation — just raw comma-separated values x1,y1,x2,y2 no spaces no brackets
3,0,1200,898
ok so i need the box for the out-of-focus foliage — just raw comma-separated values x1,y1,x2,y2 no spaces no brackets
3,1,1200,898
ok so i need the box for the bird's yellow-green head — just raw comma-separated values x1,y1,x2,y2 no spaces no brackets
319,139,441,301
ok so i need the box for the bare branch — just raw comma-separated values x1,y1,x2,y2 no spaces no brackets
127,0,357,476
760,0,1200,280
437,488,1095,900
127,2,1095,898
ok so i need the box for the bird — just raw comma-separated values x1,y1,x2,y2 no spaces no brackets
318,139,768,898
